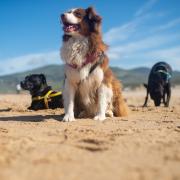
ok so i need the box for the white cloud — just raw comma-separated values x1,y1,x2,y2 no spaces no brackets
108,33,180,60
104,0,180,70
135,0,159,17
152,17,180,32
104,20,138,44
104,13,154,44
108,45,180,70
147,46,180,62
103,0,162,45
0,51,61,76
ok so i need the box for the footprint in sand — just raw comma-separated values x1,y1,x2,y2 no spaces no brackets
174,126,180,132
76,138,110,152
0,128,8,133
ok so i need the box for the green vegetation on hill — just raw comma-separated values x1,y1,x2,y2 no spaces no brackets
0,65,180,93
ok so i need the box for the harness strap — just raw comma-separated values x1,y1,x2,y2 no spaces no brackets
89,52,105,74
67,51,104,71
156,69,172,79
44,90,53,109
32,90,62,109
156,69,172,83
48,91,62,98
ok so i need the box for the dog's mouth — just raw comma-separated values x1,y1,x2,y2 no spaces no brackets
20,81,27,90
20,81,33,90
63,23,80,33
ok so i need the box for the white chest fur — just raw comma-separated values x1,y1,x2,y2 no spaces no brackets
60,36,89,68
61,36,104,113
65,65,104,109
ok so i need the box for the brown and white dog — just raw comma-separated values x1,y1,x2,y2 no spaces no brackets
60,7,128,121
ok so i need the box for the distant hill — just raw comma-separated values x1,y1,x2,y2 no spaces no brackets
0,65,180,93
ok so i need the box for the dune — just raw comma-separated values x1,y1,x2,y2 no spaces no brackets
0,88,180,180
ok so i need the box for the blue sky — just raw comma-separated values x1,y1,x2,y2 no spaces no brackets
0,0,180,75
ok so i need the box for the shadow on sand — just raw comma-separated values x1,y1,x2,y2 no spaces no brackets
0,114,64,122
0,108,12,112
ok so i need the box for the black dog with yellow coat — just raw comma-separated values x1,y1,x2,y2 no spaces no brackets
20,74,63,110
143,62,172,107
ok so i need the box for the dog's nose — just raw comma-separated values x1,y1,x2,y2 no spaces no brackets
61,14,65,20
20,81,24,88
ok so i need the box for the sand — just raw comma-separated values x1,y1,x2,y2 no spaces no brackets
0,88,180,180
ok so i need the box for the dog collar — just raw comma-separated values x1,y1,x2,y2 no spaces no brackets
156,70,172,79
66,52,102,70
32,90,62,109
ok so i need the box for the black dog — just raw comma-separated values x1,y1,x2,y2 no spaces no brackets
20,74,63,110
143,62,172,107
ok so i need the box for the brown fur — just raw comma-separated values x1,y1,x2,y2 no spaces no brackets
112,78,128,116
84,8,128,117
87,7,128,117
103,67,128,116
61,7,128,117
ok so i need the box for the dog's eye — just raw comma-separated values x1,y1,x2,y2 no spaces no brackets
74,11,82,18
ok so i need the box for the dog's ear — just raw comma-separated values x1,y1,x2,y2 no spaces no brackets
86,7,101,22
143,83,148,89
40,74,47,84
86,6,102,33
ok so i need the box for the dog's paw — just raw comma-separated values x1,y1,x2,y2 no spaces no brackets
63,114,76,122
106,110,114,118
93,114,106,121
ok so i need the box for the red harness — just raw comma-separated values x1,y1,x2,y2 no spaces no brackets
67,52,99,69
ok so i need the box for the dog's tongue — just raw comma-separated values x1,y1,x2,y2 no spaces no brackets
64,24,78,32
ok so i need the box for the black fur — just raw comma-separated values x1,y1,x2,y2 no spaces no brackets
63,34,72,42
85,7,102,33
20,74,63,110
143,62,172,107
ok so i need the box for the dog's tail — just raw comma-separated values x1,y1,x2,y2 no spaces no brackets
112,79,128,117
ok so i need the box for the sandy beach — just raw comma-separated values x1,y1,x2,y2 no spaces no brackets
0,88,180,180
